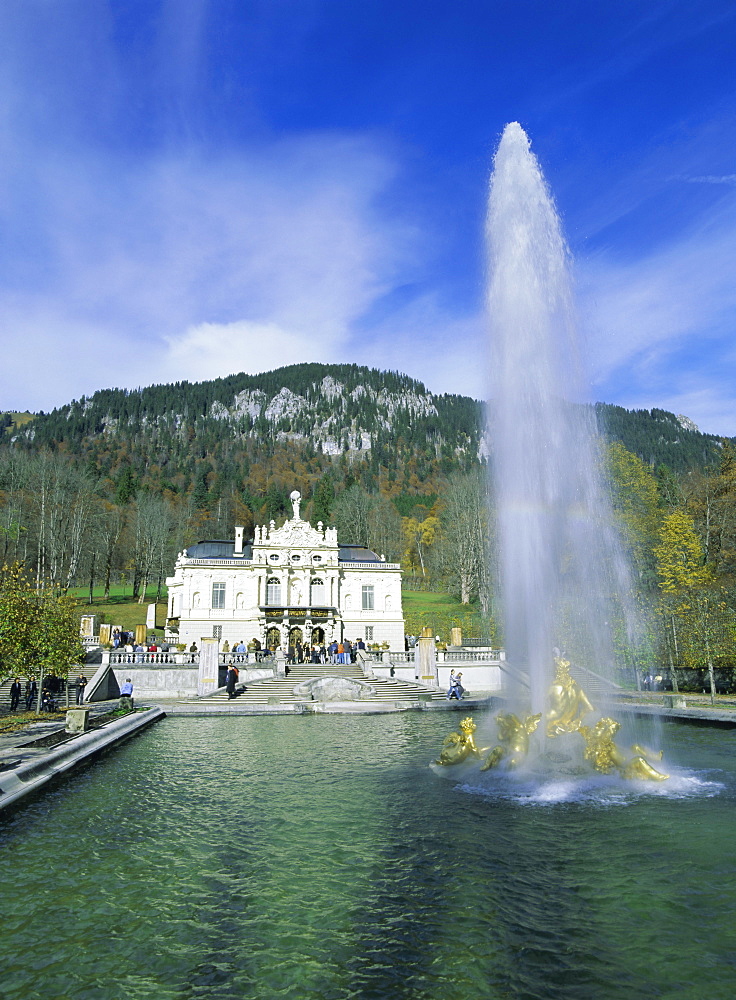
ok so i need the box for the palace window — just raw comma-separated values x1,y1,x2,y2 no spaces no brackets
365,626,374,641
310,578,325,605
362,585,374,610
266,577,282,605
212,583,226,609
213,625,222,640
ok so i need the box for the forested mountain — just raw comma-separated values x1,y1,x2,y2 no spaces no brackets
8,364,480,505
3,363,727,496
594,404,723,473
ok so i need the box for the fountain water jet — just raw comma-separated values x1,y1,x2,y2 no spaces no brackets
433,124,669,785
487,122,635,720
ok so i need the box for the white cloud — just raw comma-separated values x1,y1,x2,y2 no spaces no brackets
165,319,328,383
348,291,489,400
578,192,736,434
0,133,421,410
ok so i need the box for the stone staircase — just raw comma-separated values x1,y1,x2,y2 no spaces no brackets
202,662,449,707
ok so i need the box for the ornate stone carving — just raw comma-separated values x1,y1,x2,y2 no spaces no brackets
264,519,327,548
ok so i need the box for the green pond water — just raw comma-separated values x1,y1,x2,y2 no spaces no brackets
1,713,735,1000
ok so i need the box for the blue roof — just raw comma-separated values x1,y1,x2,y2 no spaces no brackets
186,540,253,559
338,545,382,563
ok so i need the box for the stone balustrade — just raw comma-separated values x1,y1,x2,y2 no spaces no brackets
365,649,505,664
109,650,196,666
183,558,253,567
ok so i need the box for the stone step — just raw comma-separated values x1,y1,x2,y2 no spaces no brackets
206,664,447,705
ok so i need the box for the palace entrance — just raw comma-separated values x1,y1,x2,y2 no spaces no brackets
311,627,325,645
265,626,281,651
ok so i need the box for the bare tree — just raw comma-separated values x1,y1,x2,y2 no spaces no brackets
28,455,96,590
437,471,494,608
331,485,373,547
133,494,176,603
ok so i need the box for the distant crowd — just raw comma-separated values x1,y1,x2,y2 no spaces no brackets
285,638,366,666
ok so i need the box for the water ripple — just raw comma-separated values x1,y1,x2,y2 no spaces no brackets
0,716,735,999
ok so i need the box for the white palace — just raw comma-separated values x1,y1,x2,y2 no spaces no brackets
165,491,405,651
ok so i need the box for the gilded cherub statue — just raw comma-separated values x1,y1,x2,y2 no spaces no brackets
578,717,668,781
546,654,595,737
480,712,542,770
435,717,489,766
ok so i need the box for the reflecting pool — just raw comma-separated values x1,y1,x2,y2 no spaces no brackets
1,714,735,999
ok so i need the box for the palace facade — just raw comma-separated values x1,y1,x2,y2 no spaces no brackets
165,491,404,651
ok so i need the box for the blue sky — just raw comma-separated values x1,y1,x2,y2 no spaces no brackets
2,1,736,434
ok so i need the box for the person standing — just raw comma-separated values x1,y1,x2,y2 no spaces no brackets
10,678,22,711
25,675,38,711
226,662,237,700
76,672,88,705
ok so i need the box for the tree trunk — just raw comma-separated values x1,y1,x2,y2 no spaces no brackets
36,665,45,714
669,615,680,694
706,644,716,705
88,553,95,605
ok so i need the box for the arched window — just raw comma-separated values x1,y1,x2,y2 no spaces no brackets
266,577,282,605
310,577,325,605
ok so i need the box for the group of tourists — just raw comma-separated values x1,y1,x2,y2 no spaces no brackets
285,638,366,666
114,634,173,662
7,672,82,713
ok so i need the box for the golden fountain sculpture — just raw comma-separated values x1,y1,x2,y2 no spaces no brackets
579,718,668,781
480,712,542,771
436,654,668,781
435,717,489,765
546,654,595,737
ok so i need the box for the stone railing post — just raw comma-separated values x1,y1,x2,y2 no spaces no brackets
198,637,220,697
417,634,438,686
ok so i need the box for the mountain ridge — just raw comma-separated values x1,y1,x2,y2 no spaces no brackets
2,363,728,490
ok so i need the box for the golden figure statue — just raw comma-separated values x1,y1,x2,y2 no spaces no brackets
578,718,668,781
546,655,595,737
435,717,489,766
480,712,542,770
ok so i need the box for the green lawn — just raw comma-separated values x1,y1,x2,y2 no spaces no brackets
401,590,496,642
71,585,168,635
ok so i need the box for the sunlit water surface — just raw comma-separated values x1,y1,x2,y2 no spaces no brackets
1,715,735,1000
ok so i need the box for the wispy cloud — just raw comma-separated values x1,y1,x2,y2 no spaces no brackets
0,133,420,409
674,174,736,186
579,190,736,434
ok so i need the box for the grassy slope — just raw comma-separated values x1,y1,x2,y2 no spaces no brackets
71,585,168,634
401,590,493,641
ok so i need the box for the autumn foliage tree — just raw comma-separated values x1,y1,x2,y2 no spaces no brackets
653,511,733,702
0,563,85,707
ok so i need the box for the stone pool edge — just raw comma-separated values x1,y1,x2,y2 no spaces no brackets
145,697,495,716
0,707,166,813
